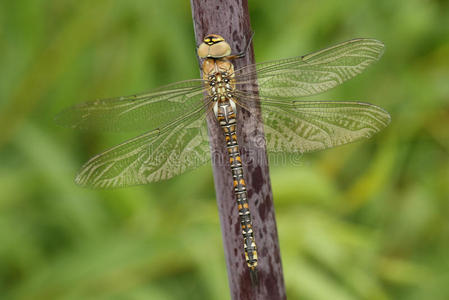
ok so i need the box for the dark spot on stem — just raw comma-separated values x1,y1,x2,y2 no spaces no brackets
251,165,263,192
258,199,268,220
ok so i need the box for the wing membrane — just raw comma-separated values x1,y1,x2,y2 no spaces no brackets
256,100,390,153
234,39,384,99
61,38,389,188
56,79,206,132
75,104,211,188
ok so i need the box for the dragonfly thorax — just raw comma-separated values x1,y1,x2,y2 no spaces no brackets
208,72,236,120
202,56,237,121
209,73,233,98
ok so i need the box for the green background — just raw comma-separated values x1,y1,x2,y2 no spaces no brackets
1,0,448,299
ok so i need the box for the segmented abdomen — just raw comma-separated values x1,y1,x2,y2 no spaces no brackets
215,98,258,272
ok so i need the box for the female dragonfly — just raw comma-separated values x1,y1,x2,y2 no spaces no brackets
57,35,390,278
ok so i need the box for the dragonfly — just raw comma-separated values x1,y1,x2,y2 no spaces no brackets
57,35,390,280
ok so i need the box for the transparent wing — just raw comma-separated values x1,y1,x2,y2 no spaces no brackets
253,99,390,153
56,79,206,132
75,103,212,188
234,39,384,99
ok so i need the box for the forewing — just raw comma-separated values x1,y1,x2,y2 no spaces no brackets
234,39,384,99
56,79,206,132
75,106,211,188
258,100,390,153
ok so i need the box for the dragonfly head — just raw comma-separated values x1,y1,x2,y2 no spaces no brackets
197,34,231,58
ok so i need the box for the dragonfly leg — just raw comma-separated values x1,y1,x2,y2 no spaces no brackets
227,31,254,59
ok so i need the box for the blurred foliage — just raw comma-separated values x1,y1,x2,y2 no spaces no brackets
0,0,448,299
